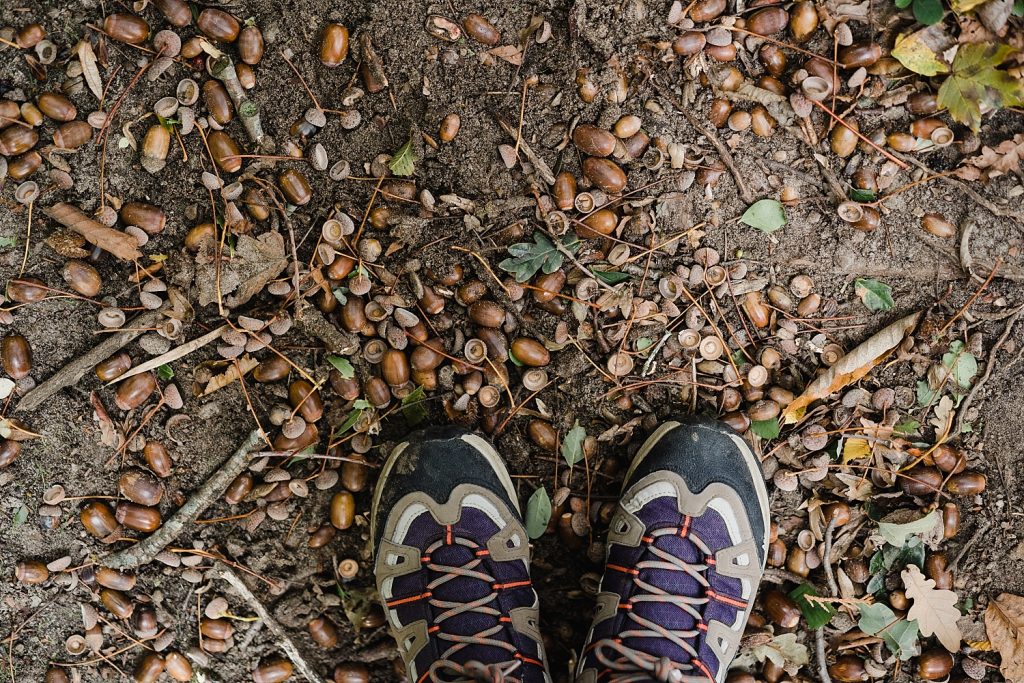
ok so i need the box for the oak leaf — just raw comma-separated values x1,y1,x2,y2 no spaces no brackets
986,594,1024,682
965,133,1024,178
903,564,963,652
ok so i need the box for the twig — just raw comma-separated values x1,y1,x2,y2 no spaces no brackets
809,99,907,169
673,102,755,205
823,518,839,597
16,308,166,413
100,430,261,569
293,299,360,354
217,563,328,683
496,117,556,185
953,306,1024,436
210,56,265,147
816,628,834,683
951,520,991,572
108,325,228,384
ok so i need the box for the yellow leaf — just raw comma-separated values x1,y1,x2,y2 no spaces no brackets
782,312,921,423
892,27,953,76
966,639,993,651
842,438,872,464
950,0,989,12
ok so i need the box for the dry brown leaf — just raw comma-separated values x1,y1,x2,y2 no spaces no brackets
903,564,962,652
90,391,123,450
76,40,104,102
203,355,259,395
986,593,1024,682
782,312,921,423
42,203,142,262
486,45,524,65
195,232,287,309
964,133,1024,178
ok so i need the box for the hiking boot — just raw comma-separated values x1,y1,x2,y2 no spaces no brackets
371,426,550,683
577,417,771,683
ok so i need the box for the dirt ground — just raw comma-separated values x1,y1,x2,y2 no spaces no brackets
2,0,1024,681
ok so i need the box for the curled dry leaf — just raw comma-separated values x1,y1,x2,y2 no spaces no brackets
42,203,142,262
986,594,1024,683
76,40,104,102
902,564,963,652
203,355,259,395
782,312,921,423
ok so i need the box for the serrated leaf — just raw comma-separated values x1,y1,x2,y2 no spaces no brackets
790,584,836,629
388,139,416,177
401,386,428,427
157,364,174,380
938,43,1024,131
525,487,551,539
499,232,579,283
327,355,355,379
943,341,978,389
740,199,787,234
854,278,894,312
592,269,631,285
734,632,809,672
878,510,940,546
903,564,962,652
892,26,953,76
913,0,945,24
561,422,586,467
750,418,781,439
894,419,920,435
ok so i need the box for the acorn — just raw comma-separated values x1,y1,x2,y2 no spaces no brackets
197,9,240,42
238,26,264,64
333,663,370,683
133,653,164,683
751,106,776,137
511,338,550,367
853,206,880,233
363,377,390,408
44,668,70,683
840,42,882,69
829,655,868,682
140,125,169,174
948,471,986,495
0,440,21,468
762,589,801,628
0,126,39,156
462,14,500,45
53,120,93,150
673,32,706,56
95,352,132,382
103,13,150,44
330,491,355,530
887,132,918,152
16,23,46,49
690,0,726,22
254,659,293,683
917,649,954,681
289,379,324,422
279,169,312,206
822,501,851,526
37,93,76,122
204,80,233,125
144,441,172,478
759,44,787,77
941,502,960,538
15,560,49,584
320,24,350,66
552,171,577,210
705,44,736,62
743,293,770,328
930,444,966,473
574,124,616,157
208,130,242,173
308,617,339,648
342,455,370,492
254,356,290,383
900,466,943,496
921,213,956,238
583,157,627,193
528,420,558,452
119,468,163,507
224,472,254,505
831,121,859,158
8,151,42,180
908,92,941,115
439,113,461,142
96,567,136,591
153,0,191,27
925,552,953,590
116,503,161,532
533,271,566,303
2,333,32,379
100,588,135,618
120,202,166,236
382,349,411,387
469,301,506,328
788,1,818,42
747,7,789,35
580,208,617,238
115,372,157,411
709,98,733,128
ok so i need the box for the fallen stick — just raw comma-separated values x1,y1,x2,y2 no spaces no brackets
16,307,165,413
100,430,261,569
294,299,360,355
496,117,557,185
676,105,756,205
210,55,265,147
217,563,329,683
108,324,228,384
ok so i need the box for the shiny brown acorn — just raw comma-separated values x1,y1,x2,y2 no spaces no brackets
53,121,93,150
308,617,339,648
788,1,818,42
573,124,616,157
208,130,242,173
0,440,21,468
204,80,234,125
103,13,150,44
330,491,355,529
144,441,173,478
673,32,706,56
81,502,118,538
116,503,161,532
133,653,164,683
583,157,626,193
15,560,49,584
0,126,39,156
2,333,32,379
197,8,240,42
153,0,191,26
8,151,42,180
439,113,461,142
511,338,550,367
747,7,789,35
238,26,264,64
762,589,801,628
96,566,136,591
115,372,157,411
690,0,726,21
279,169,312,206
289,379,324,422
921,213,956,238
119,468,163,506
917,649,954,681
95,353,131,382
320,24,350,67
253,659,294,683
37,93,76,122
120,202,166,235
462,14,500,45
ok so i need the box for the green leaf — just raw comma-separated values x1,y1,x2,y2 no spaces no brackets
916,380,939,406
878,510,940,546
332,287,348,304
789,584,836,629
327,355,356,379
849,187,877,202
859,602,898,635
157,364,174,380
943,341,978,389
882,619,921,660
1015,0,1024,16
740,199,787,234
525,487,551,539
913,0,945,24
0,236,16,248
895,0,913,8
891,26,953,76
388,139,416,176
499,232,579,283
750,418,781,440
894,419,920,435
12,504,28,527
854,278,894,312
401,386,428,427
353,398,371,410
938,43,1024,131
336,408,364,436
592,269,631,285
561,421,586,467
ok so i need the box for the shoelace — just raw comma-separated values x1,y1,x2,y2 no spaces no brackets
594,519,740,682
386,528,541,681
429,658,523,682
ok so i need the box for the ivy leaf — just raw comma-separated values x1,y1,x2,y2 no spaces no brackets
789,584,836,629
327,355,355,379
525,487,551,539
750,418,781,439
740,199,787,234
388,139,416,177
938,43,1024,131
854,278,894,312
943,341,978,389
401,386,428,427
499,232,579,283
913,0,945,24
561,421,586,468
592,269,631,285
